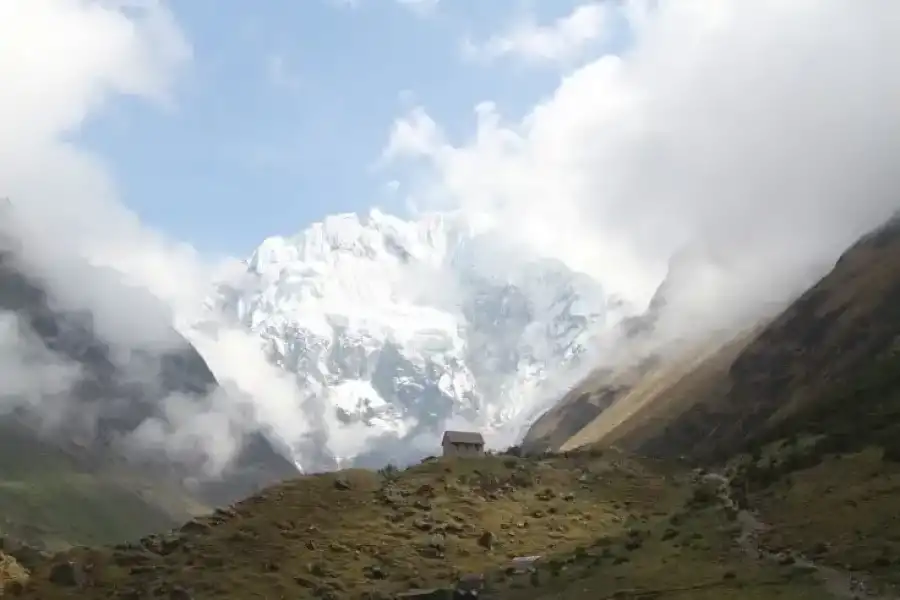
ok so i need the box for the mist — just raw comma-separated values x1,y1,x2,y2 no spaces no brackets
386,0,900,343
1,0,899,479
0,0,319,480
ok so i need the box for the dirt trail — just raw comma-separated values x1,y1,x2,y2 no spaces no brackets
705,473,899,600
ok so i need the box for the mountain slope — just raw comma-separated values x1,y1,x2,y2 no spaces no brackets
211,209,619,468
519,244,767,456
639,213,900,461
10,449,831,600
0,235,297,547
509,216,900,594
564,333,756,453
523,213,900,462
8,212,900,599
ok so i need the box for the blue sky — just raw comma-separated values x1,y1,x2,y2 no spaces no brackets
76,0,599,258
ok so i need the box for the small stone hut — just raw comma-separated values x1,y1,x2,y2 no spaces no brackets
441,431,485,458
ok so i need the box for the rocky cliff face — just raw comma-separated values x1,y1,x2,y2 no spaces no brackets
209,209,622,468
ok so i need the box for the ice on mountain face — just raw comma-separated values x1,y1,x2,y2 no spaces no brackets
210,209,615,468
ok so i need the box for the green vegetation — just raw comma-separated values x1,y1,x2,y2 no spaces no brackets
496,503,822,600
3,221,898,599
724,443,900,596
8,449,835,600
0,423,199,550
748,345,900,462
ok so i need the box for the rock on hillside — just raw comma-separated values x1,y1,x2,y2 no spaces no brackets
0,551,28,595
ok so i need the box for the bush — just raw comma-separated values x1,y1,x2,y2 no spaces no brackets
504,445,523,457
687,482,719,508
378,464,400,481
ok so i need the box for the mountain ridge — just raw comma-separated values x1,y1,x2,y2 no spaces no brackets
521,212,900,463
210,209,625,469
5,212,900,599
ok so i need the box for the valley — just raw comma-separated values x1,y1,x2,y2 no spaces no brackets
1,211,899,599
2,2,900,599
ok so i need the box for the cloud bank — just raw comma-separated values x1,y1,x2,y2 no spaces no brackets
2,0,900,478
389,0,900,341
463,2,618,65
0,0,315,478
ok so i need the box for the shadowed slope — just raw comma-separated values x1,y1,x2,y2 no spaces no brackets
0,234,297,547
523,214,900,463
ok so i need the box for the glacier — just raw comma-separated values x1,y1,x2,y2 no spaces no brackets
203,208,626,470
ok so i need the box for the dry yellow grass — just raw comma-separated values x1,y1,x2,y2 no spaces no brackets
0,552,27,596
16,450,680,599
494,495,823,600
526,216,900,467
560,332,755,452
10,449,837,600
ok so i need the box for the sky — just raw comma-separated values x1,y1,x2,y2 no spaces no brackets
2,0,900,473
75,0,624,257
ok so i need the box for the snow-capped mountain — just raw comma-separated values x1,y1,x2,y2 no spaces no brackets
209,209,621,468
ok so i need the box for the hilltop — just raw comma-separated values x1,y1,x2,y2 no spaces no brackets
7,449,834,599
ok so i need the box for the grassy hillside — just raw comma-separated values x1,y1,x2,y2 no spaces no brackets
522,216,900,465
565,333,756,453
500,216,900,598
711,438,900,598
642,218,900,463
522,331,761,459
0,243,298,545
522,363,639,453
7,449,834,600
746,449,900,588
0,421,205,550
3,220,898,598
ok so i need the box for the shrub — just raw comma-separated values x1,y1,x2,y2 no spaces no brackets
687,482,719,508
504,445,523,457
378,464,400,481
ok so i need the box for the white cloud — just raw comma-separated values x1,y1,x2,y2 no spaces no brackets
463,2,617,65
386,0,900,336
4,0,900,478
0,0,315,477
382,107,444,162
